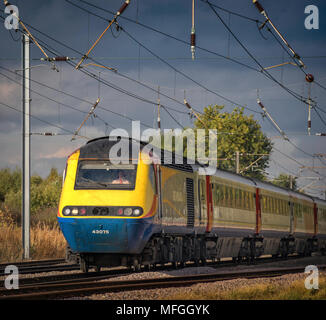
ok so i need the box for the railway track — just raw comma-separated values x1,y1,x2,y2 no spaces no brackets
1,264,325,300
0,258,79,276
0,253,302,279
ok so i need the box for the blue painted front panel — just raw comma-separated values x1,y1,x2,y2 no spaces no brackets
58,217,155,254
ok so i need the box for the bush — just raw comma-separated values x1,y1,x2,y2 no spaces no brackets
0,167,63,226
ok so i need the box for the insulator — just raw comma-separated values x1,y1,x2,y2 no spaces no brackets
305,74,314,83
117,0,130,16
54,56,69,61
184,99,192,110
191,33,196,47
257,100,265,110
253,0,264,13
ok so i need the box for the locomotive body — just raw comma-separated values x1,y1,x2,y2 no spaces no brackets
57,136,326,271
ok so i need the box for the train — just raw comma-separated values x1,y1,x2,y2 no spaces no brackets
57,136,326,272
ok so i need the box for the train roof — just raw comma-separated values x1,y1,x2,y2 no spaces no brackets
312,196,326,206
84,136,324,202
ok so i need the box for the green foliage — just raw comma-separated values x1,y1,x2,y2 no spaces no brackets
271,173,297,191
0,167,62,226
191,105,272,179
0,167,21,202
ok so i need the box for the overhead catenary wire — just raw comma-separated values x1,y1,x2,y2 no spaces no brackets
67,0,323,119
0,16,175,128
0,64,152,129
66,0,286,117
251,0,305,68
75,0,130,69
23,0,325,128
1,4,324,182
67,0,262,73
204,0,311,106
1,4,324,131
0,12,192,119
203,0,326,129
120,25,261,115
0,69,118,135
0,100,89,140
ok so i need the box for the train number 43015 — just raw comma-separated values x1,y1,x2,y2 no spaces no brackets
92,230,110,235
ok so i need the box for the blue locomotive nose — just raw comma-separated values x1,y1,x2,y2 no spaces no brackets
58,217,153,254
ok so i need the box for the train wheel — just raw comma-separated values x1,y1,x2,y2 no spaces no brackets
194,259,200,267
133,259,141,272
80,259,89,273
144,264,151,272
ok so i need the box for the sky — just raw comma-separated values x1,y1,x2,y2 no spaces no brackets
0,0,325,198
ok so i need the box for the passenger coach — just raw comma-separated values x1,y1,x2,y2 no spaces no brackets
57,136,326,272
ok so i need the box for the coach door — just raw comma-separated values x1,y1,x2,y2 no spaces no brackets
289,198,294,235
186,178,195,228
198,178,206,227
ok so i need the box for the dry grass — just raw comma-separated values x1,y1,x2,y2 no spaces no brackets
0,209,66,262
164,276,326,300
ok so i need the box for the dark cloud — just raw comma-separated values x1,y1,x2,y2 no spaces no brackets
0,0,325,195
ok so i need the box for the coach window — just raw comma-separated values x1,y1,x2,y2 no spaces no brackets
228,186,232,207
250,192,254,210
241,190,245,209
245,192,250,210
220,185,225,206
272,197,276,214
231,187,235,208
269,197,273,214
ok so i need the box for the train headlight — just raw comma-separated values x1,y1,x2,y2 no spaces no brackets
72,208,79,215
63,208,71,215
124,208,133,216
133,208,141,216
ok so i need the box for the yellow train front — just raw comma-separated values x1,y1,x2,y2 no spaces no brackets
57,137,159,271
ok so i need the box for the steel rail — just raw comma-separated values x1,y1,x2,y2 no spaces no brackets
2,264,325,300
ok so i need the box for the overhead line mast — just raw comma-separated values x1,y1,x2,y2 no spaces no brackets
4,0,31,259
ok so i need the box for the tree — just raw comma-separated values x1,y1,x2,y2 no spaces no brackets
191,105,273,179
271,173,297,191
0,168,21,202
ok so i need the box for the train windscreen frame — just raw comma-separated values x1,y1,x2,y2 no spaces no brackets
74,160,137,190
